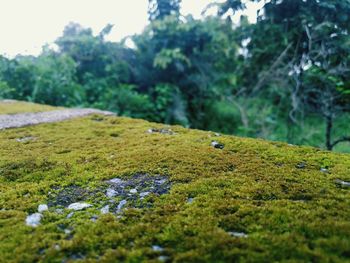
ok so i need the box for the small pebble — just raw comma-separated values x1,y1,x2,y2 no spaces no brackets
67,212,74,219
155,179,167,185
228,231,248,238
106,188,117,198
296,162,306,169
129,188,137,194
16,136,35,143
211,141,224,149
116,200,127,213
320,168,328,173
38,204,48,213
335,179,350,188
108,178,124,185
140,192,150,198
26,213,42,227
147,128,174,135
100,205,110,214
90,215,98,222
67,202,92,211
152,245,164,252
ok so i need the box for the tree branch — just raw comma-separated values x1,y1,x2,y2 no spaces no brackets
251,43,293,94
331,136,350,149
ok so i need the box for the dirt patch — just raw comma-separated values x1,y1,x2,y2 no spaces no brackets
47,174,171,213
48,186,90,207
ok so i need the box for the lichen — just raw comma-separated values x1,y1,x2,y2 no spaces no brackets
0,102,350,262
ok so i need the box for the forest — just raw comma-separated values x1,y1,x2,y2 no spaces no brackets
0,0,349,152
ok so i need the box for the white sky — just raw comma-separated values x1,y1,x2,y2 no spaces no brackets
0,0,262,57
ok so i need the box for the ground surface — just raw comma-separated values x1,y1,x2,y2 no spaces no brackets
0,101,350,262
0,108,114,130
0,100,61,114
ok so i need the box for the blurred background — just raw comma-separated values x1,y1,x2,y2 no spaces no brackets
0,0,349,152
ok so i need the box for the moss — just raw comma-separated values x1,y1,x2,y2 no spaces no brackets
0,100,61,114
0,102,350,262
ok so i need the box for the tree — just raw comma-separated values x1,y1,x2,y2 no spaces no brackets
233,0,350,149
31,50,82,106
132,15,239,128
55,23,135,104
148,0,181,21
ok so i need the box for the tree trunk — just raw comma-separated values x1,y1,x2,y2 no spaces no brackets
325,115,333,151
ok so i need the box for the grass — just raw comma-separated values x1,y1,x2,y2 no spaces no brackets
0,102,350,262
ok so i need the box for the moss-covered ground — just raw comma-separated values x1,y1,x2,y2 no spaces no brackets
0,100,60,115
0,102,350,262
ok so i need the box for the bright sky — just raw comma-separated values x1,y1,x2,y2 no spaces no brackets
0,0,262,57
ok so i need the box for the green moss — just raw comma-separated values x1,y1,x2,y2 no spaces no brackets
0,102,350,262
0,100,61,114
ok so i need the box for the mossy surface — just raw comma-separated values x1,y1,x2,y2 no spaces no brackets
0,100,60,114
0,102,350,262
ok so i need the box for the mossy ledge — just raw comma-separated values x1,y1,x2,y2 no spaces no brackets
0,102,350,262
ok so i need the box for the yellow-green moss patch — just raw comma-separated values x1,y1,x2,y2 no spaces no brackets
0,103,350,262
0,100,61,114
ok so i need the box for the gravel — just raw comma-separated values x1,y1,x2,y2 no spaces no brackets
0,108,114,130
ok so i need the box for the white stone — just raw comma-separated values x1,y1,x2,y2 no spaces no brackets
108,178,124,184
38,204,48,213
67,212,74,219
335,179,350,187
90,215,98,222
16,136,35,143
67,202,92,211
140,192,150,198
129,188,137,194
116,200,127,213
106,188,117,198
155,179,167,185
228,231,248,238
152,245,164,252
26,213,42,227
100,205,110,214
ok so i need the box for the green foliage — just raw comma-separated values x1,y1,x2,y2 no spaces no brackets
31,52,83,106
151,83,189,125
0,81,14,99
153,48,190,69
99,84,153,119
148,0,181,21
0,0,349,152
203,101,240,134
